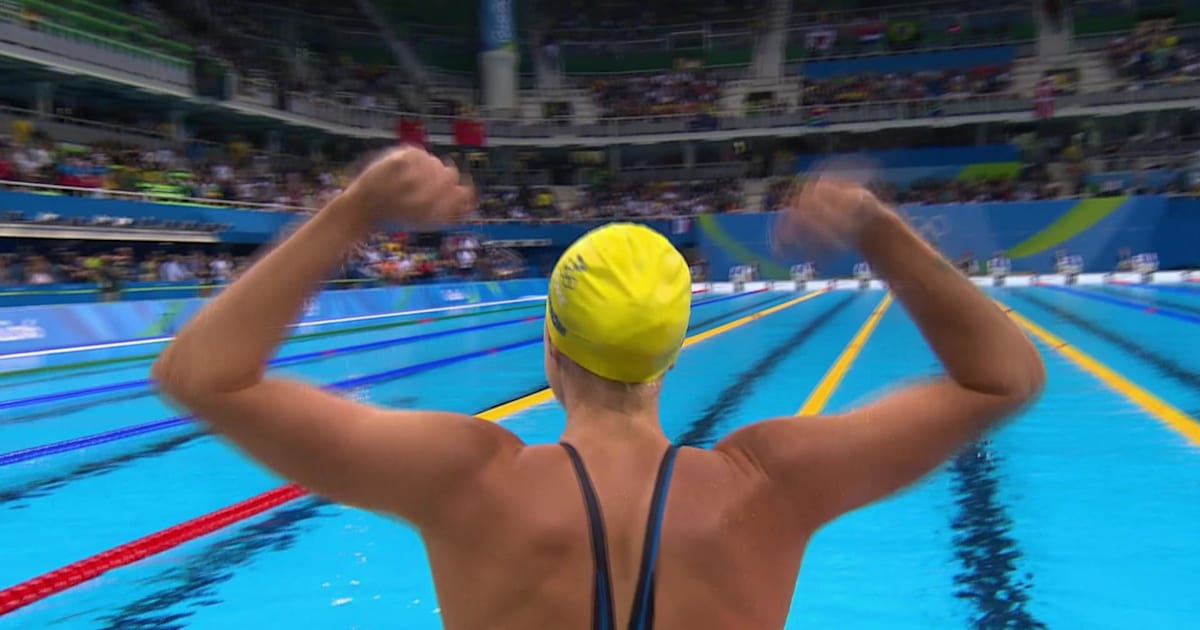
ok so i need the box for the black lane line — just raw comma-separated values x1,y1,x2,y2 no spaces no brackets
1014,291,1200,390
0,391,153,426
674,293,856,449
92,496,333,630
687,293,793,331
949,440,1047,630
0,431,207,510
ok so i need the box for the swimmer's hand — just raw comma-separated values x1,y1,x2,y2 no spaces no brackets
776,175,887,255
343,146,477,225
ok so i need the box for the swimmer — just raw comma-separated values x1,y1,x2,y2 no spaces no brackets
154,148,1045,629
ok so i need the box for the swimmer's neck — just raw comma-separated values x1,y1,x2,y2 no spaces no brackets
559,398,667,446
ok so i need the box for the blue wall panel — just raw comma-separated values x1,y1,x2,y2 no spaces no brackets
802,46,1016,79
793,145,1019,171
0,191,297,243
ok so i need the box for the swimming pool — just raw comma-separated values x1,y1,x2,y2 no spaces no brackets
0,284,1197,629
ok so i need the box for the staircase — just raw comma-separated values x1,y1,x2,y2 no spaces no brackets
355,0,429,93
1010,48,1117,96
742,178,773,214
720,77,802,116
521,87,598,124
1036,0,1071,58
530,28,563,90
751,0,789,79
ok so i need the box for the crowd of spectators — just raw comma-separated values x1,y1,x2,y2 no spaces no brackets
476,186,560,221
0,228,514,289
0,246,248,289
591,72,723,118
801,65,1012,106
572,179,744,218
0,130,344,211
1106,23,1200,89
341,232,498,284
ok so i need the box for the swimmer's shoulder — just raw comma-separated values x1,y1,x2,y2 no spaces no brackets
712,411,860,526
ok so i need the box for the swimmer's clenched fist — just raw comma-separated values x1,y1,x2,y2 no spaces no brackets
344,147,475,225
778,175,885,251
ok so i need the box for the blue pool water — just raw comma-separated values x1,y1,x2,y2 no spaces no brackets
1,285,1198,629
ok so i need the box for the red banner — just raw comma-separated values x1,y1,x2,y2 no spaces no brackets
453,118,486,147
396,118,427,147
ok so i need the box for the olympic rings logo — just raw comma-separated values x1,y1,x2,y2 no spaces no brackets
901,210,950,242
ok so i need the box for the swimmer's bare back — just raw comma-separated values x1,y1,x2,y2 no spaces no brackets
154,150,1045,629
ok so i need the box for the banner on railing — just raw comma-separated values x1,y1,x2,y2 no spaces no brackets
453,118,487,147
855,21,885,43
805,28,837,51
886,20,919,44
397,118,428,147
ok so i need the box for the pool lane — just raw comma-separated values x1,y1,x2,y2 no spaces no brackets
0,292,776,464
1096,283,1200,317
0,309,548,453
986,343,1200,629
788,301,969,630
0,299,547,384
0,292,843,629
0,291,789,595
1002,287,1200,419
0,301,543,410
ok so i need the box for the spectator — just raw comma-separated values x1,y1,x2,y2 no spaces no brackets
160,255,193,282
592,72,722,118
803,65,1012,107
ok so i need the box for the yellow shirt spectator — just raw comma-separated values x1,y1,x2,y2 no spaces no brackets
10,119,32,145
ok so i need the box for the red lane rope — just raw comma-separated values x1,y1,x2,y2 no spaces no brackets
0,484,308,616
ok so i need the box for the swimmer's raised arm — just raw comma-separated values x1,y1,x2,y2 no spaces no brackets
720,176,1044,529
152,148,521,524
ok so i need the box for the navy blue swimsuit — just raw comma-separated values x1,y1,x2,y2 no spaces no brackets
561,442,679,630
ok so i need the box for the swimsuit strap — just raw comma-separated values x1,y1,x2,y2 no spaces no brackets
561,443,680,630
628,445,678,630
562,442,617,630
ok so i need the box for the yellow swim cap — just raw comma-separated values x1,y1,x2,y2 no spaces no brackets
546,223,691,384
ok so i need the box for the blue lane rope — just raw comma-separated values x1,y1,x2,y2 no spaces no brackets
1040,284,1200,326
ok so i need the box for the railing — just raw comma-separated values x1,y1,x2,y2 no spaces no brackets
279,79,1200,138
0,180,732,222
0,8,188,70
0,10,191,88
783,40,1035,67
789,1,1028,26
